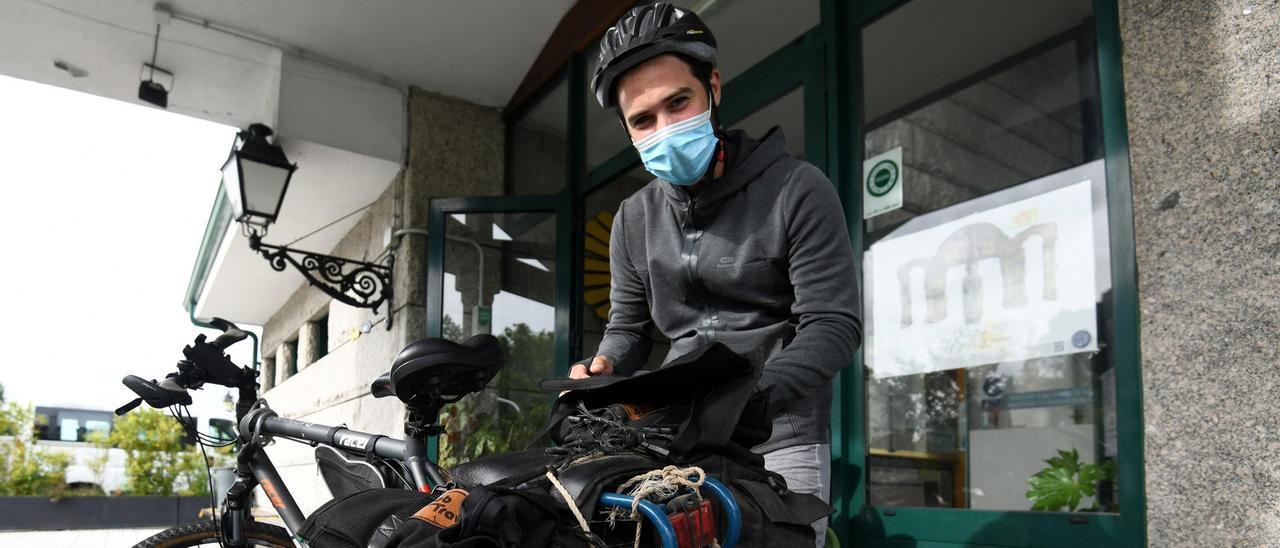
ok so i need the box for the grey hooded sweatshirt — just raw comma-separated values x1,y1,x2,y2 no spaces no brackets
594,127,862,453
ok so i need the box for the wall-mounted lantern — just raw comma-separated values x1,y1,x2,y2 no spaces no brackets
221,124,393,325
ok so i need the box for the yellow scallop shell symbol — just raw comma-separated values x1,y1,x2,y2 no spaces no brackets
583,210,614,320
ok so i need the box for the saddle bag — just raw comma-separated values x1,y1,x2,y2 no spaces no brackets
316,445,412,498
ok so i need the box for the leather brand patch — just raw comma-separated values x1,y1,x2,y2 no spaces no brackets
621,402,663,421
412,488,469,529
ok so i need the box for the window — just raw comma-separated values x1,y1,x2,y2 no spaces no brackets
508,76,568,196
439,210,558,466
208,418,236,444
84,420,111,442
59,418,80,442
285,339,298,378
860,0,1117,514
315,313,329,361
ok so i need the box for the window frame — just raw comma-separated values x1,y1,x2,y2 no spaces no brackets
835,0,1146,546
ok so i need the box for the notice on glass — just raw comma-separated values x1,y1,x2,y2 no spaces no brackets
863,147,904,219
866,174,1099,378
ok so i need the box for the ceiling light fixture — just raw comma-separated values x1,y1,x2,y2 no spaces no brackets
138,24,173,108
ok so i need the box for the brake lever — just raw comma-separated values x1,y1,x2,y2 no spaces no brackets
122,374,193,408
116,398,143,416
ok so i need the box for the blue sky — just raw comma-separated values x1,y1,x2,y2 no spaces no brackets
0,74,251,420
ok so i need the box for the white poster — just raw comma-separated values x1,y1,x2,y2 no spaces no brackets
866,171,1099,378
863,147,904,219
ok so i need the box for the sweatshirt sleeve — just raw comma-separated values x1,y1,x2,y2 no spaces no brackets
759,164,863,410
593,203,654,376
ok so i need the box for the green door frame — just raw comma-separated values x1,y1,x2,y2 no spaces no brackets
424,194,574,459
823,0,1147,546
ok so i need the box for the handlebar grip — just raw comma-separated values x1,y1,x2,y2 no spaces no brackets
211,329,249,350
207,317,249,350
122,375,192,408
115,398,143,416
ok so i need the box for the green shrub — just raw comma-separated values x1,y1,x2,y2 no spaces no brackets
438,320,554,468
106,408,220,496
0,402,71,496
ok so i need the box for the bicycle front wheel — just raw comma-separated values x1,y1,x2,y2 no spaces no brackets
134,519,293,547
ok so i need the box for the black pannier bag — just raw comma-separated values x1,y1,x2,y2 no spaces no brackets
298,487,437,548
315,444,412,498
386,484,593,548
434,342,832,547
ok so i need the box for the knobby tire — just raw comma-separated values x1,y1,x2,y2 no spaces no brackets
134,519,292,547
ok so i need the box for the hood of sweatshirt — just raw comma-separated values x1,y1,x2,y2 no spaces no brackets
657,127,789,208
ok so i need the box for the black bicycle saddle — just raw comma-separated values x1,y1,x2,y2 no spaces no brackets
370,334,504,408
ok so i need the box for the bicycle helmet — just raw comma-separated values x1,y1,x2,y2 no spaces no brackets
591,3,718,110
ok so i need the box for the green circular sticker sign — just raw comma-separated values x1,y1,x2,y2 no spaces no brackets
866,159,899,197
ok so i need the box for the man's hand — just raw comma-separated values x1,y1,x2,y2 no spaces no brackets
569,355,614,379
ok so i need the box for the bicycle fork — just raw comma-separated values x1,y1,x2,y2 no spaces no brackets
221,443,306,547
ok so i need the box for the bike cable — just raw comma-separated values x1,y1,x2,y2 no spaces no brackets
169,405,230,548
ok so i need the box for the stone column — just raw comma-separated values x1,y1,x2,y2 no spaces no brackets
275,343,296,387
1120,1,1279,544
261,357,276,391
297,321,324,369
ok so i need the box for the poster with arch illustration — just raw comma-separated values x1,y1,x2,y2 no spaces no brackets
866,163,1102,378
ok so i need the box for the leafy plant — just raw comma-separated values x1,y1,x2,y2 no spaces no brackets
438,318,554,468
105,408,219,496
1026,448,1115,512
0,402,71,496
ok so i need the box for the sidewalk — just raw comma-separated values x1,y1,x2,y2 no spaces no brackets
0,527,164,547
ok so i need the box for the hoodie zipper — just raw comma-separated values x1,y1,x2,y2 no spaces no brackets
680,198,716,345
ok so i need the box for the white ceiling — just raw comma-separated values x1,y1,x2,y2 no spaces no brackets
2,0,578,326
164,0,576,108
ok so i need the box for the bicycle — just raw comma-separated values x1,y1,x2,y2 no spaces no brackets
119,320,742,548
119,319,501,547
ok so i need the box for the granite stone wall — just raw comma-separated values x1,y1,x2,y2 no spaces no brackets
1119,1,1280,544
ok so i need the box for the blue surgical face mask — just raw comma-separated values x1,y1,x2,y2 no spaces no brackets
632,108,718,186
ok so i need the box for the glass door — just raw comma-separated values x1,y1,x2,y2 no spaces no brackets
850,0,1140,545
425,195,569,467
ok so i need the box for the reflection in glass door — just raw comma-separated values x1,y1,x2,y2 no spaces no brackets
860,0,1119,517
433,208,558,468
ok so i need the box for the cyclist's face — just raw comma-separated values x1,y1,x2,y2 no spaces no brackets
616,54,721,142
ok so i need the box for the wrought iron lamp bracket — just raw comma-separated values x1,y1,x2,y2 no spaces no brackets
247,231,394,328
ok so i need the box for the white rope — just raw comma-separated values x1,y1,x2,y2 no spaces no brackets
546,470,592,534
610,465,715,548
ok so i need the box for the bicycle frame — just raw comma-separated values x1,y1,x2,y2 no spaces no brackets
219,403,438,545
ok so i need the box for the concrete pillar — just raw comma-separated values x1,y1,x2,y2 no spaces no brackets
275,343,296,387
261,357,276,391
297,321,323,369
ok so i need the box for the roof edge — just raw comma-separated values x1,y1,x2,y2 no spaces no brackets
184,184,233,315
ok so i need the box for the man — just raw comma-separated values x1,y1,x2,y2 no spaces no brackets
570,3,861,545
